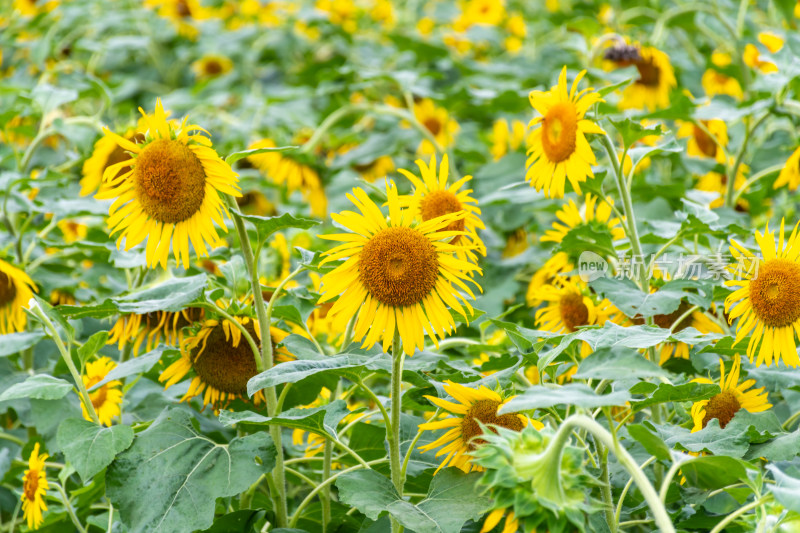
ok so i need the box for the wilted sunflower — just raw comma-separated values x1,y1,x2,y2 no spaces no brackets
108,308,203,357
726,219,800,367
702,52,743,100
526,67,605,198
690,357,770,431
774,146,800,191
82,356,123,426
81,121,147,197
615,45,676,111
317,182,481,356
247,138,327,217
413,98,460,155
21,443,49,531
191,54,233,80
490,118,527,160
0,259,37,335
677,119,728,164
399,154,486,267
96,99,241,269
418,380,537,473
541,194,625,244
159,316,291,409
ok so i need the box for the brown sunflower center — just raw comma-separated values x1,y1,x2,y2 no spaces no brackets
693,124,718,158
419,190,465,239
0,271,17,307
205,60,223,75
748,258,800,328
560,293,589,332
191,322,259,395
701,390,740,429
177,0,192,17
541,102,578,163
359,226,439,307
23,471,38,502
461,399,524,450
423,118,442,137
133,138,207,224
635,58,661,87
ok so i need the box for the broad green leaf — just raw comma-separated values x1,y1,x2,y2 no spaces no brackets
768,465,800,513
573,346,669,380
0,374,73,401
225,145,299,165
336,469,399,521
557,224,617,259
680,455,751,489
610,118,664,149
57,419,134,483
579,322,672,350
247,354,383,396
626,423,671,461
107,408,276,533
590,277,682,318
57,299,118,320
662,419,749,458
499,384,631,413
77,331,109,365
219,400,351,440
200,510,267,533
630,382,719,411
31,294,75,339
240,212,318,242
114,274,207,314
0,331,45,357
32,83,78,114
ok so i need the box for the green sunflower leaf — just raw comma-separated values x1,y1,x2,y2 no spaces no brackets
113,274,207,314
0,331,46,357
224,145,299,166
630,382,720,411
499,383,631,413
219,399,351,440
239,212,319,243
57,418,134,483
77,331,109,365
573,346,669,380
0,374,73,401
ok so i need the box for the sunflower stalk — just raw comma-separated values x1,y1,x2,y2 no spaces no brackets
725,111,771,207
389,328,405,533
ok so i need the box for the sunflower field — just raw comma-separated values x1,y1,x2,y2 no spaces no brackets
5,0,800,532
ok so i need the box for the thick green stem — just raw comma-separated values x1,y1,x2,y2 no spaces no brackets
54,483,87,533
389,329,404,533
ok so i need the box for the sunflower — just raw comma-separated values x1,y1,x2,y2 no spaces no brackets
413,98,460,155
144,0,209,38
352,155,395,183
0,260,37,335
191,54,233,80
743,41,778,74
108,308,204,357
525,252,573,306
535,279,624,336
540,194,625,244
247,138,327,217
49,289,75,306
525,67,605,199
316,0,359,33
677,119,728,164
504,13,526,54
14,0,58,16
726,219,800,367
480,509,519,533
614,46,677,111
368,0,395,29
399,154,486,267
459,0,506,27
21,443,49,531
317,182,481,356
159,315,292,409
690,357,771,431
697,164,749,210
418,380,536,474
57,219,88,244
236,190,276,216
82,357,123,426
774,147,800,191
702,52,743,100
81,123,147,197
490,118,527,160
501,228,529,258
95,99,241,269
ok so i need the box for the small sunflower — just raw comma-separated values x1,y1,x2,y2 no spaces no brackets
159,315,291,409
236,190,276,216
677,119,728,164
690,357,771,431
702,52,743,100
14,0,58,16
191,54,233,80
49,289,75,307
535,279,623,336
490,118,527,160
21,443,49,531
95,99,241,269
316,0,359,33
399,154,486,267
0,259,37,335
413,98,460,155
615,45,677,111
317,182,481,356
525,252,573,307
540,194,625,244
501,228,529,258
774,146,800,191
526,67,605,198
726,219,800,367
460,0,506,27
504,13,526,54
743,35,780,74
418,380,536,474
697,164,749,210
107,308,204,357
247,138,327,217
57,219,88,244
352,155,395,183
82,356,123,426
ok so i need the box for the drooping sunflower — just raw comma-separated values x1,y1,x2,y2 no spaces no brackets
774,146,800,191
247,138,327,217
236,190,276,216
399,154,486,267
191,54,233,80
726,219,800,367
317,182,482,356
690,357,771,431
159,315,291,409
413,98,460,155
21,443,49,531
525,67,605,199
108,308,204,357
490,118,527,160
418,380,537,474
540,194,625,244
677,119,728,164
702,52,743,100
82,357,123,426
0,259,37,335
95,99,241,269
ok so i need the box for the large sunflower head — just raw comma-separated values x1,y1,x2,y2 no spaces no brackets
418,380,539,474
399,154,486,267
726,219,800,367
413,98,460,155
0,259,37,335
107,308,204,357
95,99,241,269
541,194,625,245
690,357,771,432
82,356,123,427
613,45,677,111
317,181,482,356
677,119,729,164
526,66,605,199
21,442,49,531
